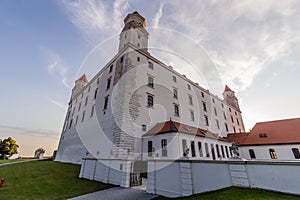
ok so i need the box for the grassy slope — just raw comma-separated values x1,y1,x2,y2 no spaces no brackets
156,187,300,200
0,159,29,164
0,160,114,200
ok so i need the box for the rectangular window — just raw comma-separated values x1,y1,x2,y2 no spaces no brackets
188,95,193,105
201,92,204,98
69,119,73,129
205,143,209,157
147,95,154,108
109,65,113,73
223,112,227,120
106,78,111,90
88,86,91,92
216,144,220,158
229,107,232,112
148,141,153,157
292,148,300,159
231,115,234,123
191,141,196,157
190,110,195,121
85,96,89,107
81,93,84,99
225,123,229,132
204,115,209,126
161,139,167,157
182,139,188,156
75,115,79,125
172,75,177,82
198,142,203,157
221,103,224,108
148,76,154,88
78,103,81,111
269,149,277,159
215,119,220,129
202,102,207,112
233,126,236,133
137,57,140,62
214,107,217,116
249,149,256,159
72,107,75,116
97,78,100,84
174,104,180,116
212,98,215,103
120,56,124,63
81,111,85,122
173,88,178,99
94,88,98,99
103,96,109,110
225,146,229,158
187,84,191,90
148,61,153,69
221,145,225,158
237,118,240,126
90,105,95,117
211,144,216,160
142,125,147,131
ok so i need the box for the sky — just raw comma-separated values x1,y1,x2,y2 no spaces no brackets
1,0,300,156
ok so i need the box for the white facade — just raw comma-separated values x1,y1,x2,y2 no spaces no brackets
55,11,244,164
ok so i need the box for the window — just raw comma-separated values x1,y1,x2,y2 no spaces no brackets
292,148,300,159
187,84,191,90
204,115,209,126
205,143,209,157
109,65,113,73
259,133,268,138
235,111,237,115
249,149,256,159
78,103,81,111
94,88,98,99
75,115,79,125
147,95,154,108
216,144,220,158
233,126,236,133
103,96,109,110
148,76,154,88
221,103,224,108
81,93,84,99
97,78,100,84
214,107,217,116
269,149,277,159
120,56,124,63
231,115,234,123
229,107,232,112
142,125,147,131
161,139,167,157
225,123,229,132
212,98,215,103
172,75,177,82
225,146,229,158
223,112,227,120
174,104,180,116
148,62,153,69
148,141,153,157
198,142,203,157
88,86,91,92
201,92,204,98
90,105,95,117
191,141,196,157
69,119,73,129
72,107,75,117
137,57,140,62
221,145,225,158
173,88,178,99
188,95,193,105
202,102,207,112
85,96,89,106
190,110,195,121
182,139,188,156
137,43,140,48
81,111,85,122
211,144,216,160
215,119,220,129
237,118,240,126
106,78,111,90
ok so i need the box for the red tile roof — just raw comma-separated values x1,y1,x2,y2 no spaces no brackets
79,74,88,83
143,120,224,141
224,85,233,92
226,118,300,146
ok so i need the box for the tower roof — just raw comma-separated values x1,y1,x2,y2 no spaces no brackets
78,74,88,83
121,11,147,33
224,85,233,92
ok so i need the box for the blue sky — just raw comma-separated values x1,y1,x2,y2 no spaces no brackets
1,0,300,156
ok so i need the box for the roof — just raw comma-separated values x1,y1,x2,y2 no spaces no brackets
78,74,88,83
143,120,225,141
224,85,233,92
226,118,300,146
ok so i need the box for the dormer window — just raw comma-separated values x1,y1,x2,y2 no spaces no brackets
259,133,268,138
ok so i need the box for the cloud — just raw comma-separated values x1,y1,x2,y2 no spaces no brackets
0,125,59,139
151,3,164,27
47,98,67,111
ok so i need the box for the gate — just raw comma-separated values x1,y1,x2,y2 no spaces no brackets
130,172,142,186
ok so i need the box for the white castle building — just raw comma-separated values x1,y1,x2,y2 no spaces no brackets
55,11,245,165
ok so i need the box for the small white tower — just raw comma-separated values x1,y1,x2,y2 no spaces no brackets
223,85,240,111
71,74,88,101
118,11,149,52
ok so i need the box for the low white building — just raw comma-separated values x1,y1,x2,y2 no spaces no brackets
226,118,300,160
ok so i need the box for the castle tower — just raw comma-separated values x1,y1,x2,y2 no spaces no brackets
71,74,88,101
223,85,240,111
118,11,149,53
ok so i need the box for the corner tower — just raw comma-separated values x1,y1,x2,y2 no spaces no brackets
71,74,88,101
223,85,240,111
118,11,149,53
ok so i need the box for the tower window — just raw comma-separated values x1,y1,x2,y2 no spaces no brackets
78,103,81,111
237,118,240,126
223,112,227,120
212,98,215,103
148,76,154,88
172,75,177,82
69,119,73,129
142,125,147,131
94,88,98,99
75,115,79,125
233,126,236,133
137,57,140,62
81,111,85,122
269,149,277,159
202,102,207,112
204,115,209,126
215,119,220,129
214,107,217,116
187,84,191,90
174,104,180,116
103,96,109,110
90,105,95,117
190,110,195,121
147,95,154,108
106,77,112,90
225,123,229,132
85,96,89,106
201,92,204,98
148,62,153,69
229,107,232,112
231,115,234,123
188,95,193,105
109,65,113,73
173,88,178,99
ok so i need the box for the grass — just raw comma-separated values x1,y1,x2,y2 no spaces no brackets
0,159,30,164
155,187,300,200
0,160,114,200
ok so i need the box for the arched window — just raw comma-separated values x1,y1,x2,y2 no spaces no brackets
249,149,256,159
269,149,277,159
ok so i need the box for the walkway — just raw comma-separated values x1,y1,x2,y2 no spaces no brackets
69,187,158,200
0,159,35,167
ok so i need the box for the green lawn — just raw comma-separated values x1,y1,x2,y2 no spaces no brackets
0,160,114,200
0,159,30,164
156,187,300,200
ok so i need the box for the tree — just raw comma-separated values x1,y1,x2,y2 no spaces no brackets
0,137,19,159
34,148,46,159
